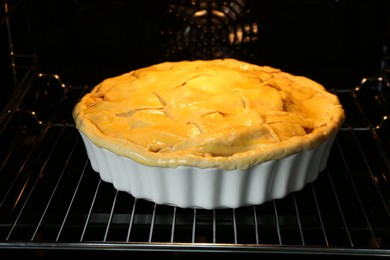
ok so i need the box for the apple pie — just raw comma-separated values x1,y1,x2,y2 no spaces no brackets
73,59,345,208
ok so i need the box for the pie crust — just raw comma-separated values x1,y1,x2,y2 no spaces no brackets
73,59,345,171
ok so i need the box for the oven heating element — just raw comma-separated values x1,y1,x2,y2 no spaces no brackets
161,0,258,60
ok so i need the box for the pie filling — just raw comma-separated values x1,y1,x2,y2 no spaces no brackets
73,59,345,170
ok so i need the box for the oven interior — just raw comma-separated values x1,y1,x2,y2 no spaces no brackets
1,0,390,258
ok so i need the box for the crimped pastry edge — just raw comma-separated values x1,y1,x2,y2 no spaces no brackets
74,97,344,170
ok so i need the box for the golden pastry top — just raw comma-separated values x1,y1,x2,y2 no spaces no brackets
73,59,345,170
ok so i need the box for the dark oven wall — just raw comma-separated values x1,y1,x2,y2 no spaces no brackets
5,0,390,101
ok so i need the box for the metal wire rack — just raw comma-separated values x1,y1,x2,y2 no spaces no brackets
0,55,389,258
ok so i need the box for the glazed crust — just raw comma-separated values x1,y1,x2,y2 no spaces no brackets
73,59,345,170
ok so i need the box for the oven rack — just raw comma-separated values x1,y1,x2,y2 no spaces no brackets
0,70,390,257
